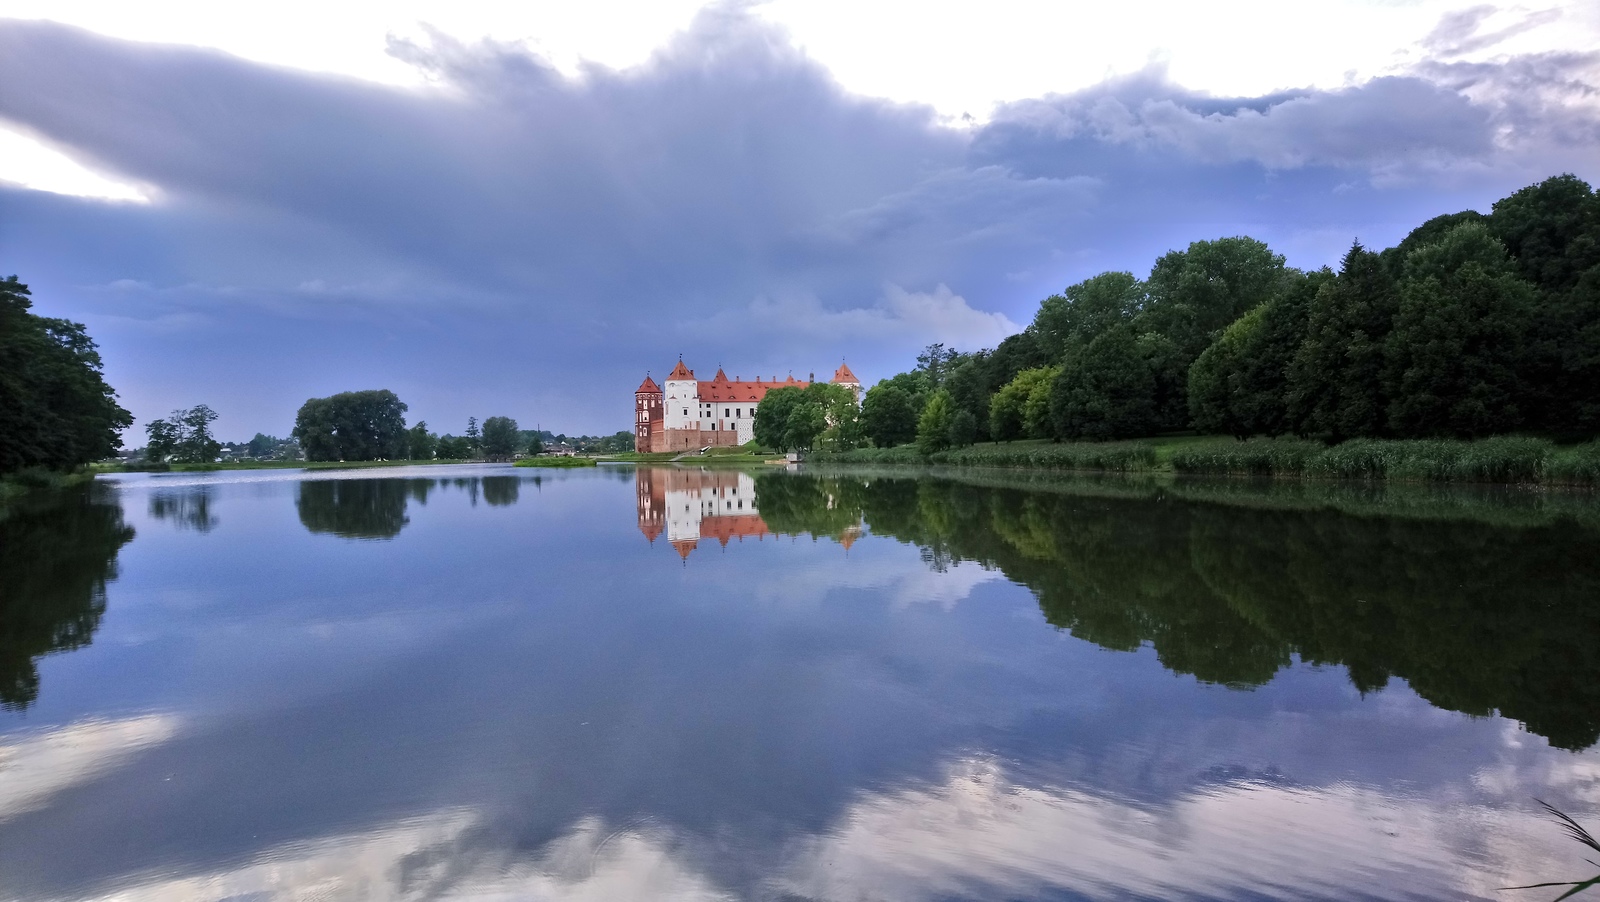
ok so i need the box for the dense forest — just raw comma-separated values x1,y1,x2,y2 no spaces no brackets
848,174,1600,452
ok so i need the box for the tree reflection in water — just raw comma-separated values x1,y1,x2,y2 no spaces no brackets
482,476,518,507
295,474,530,539
0,487,134,709
755,471,1600,750
148,486,218,532
297,479,416,539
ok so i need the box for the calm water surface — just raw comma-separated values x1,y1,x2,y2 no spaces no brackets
2,464,1598,901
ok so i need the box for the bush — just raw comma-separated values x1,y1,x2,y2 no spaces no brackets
1171,439,1322,476
1176,436,1555,484
1547,442,1600,486
936,442,1157,472
514,457,597,468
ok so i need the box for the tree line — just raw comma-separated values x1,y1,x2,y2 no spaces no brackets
290,392,538,462
854,174,1600,452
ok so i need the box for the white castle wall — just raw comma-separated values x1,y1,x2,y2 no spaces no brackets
665,472,760,543
663,377,698,431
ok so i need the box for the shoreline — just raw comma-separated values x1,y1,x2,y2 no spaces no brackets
807,435,1600,488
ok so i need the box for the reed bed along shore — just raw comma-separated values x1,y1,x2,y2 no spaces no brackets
812,436,1600,486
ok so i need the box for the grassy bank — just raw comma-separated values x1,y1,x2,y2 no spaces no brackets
0,467,97,506
95,458,483,474
810,436,1600,486
514,457,597,468
600,445,780,466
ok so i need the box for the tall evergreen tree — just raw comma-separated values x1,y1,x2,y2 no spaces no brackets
1287,244,1398,439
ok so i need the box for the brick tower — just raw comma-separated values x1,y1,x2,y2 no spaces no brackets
634,375,662,453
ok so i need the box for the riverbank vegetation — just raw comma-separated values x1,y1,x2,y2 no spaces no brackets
836,175,1600,474
513,456,596,468
815,434,1600,485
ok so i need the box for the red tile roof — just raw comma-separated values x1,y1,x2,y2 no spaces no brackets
667,360,694,380
636,375,661,394
696,376,811,402
832,363,859,384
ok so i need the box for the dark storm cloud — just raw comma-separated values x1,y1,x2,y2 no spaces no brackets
0,5,1594,434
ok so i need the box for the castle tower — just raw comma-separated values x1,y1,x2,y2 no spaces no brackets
635,375,662,453
831,362,862,401
663,359,698,452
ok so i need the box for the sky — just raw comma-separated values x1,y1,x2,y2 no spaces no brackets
1,0,1597,438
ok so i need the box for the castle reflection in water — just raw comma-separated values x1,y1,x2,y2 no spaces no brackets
635,468,859,559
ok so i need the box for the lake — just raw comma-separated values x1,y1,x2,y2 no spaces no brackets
2,464,1598,901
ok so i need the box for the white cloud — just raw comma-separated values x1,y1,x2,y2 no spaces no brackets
775,755,1600,902
0,714,180,821
694,284,1018,353
0,126,150,202
75,811,735,902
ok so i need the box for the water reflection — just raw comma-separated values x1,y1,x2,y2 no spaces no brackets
297,479,415,539
636,468,860,558
148,486,218,532
481,475,518,507
293,475,532,539
0,487,134,710
752,469,1600,750
2,466,1597,900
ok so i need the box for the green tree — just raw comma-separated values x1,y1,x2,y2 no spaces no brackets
803,381,862,452
862,383,920,448
1489,174,1600,436
0,276,132,474
947,408,978,448
1031,271,1142,361
144,418,179,463
915,343,962,391
784,399,828,452
527,433,546,455
1383,223,1534,437
407,422,438,461
1287,243,1398,439
1490,173,1600,294
1132,238,1290,429
292,390,409,461
246,433,279,458
1048,325,1161,440
1192,268,1331,439
989,366,1059,441
1139,237,1289,361
144,405,221,463
753,387,803,452
465,417,481,456
1021,366,1058,439
436,434,472,459
175,405,221,463
917,390,955,454
481,416,520,460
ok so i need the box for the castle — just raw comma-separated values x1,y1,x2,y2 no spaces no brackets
633,360,860,453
